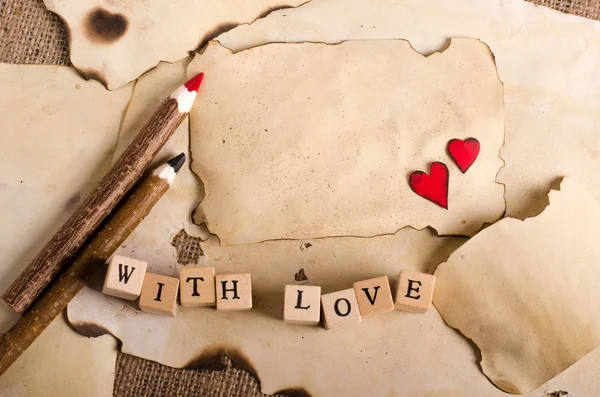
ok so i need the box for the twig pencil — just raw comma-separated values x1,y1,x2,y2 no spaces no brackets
3,73,204,314
0,154,186,376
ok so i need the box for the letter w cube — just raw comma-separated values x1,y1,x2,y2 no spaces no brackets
102,255,148,300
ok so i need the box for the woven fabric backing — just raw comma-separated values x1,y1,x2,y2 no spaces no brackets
0,0,70,65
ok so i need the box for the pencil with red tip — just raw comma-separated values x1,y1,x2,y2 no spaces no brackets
2,73,205,314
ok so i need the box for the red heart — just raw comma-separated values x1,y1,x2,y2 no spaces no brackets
448,138,480,173
409,162,449,209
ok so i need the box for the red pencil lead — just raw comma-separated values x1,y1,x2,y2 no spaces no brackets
171,72,204,113
184,72,204,93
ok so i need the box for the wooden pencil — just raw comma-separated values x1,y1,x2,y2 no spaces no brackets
3,73,204,314
0,153,186,376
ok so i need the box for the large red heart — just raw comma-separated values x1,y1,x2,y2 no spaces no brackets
448,138,480,173
409,162,448,209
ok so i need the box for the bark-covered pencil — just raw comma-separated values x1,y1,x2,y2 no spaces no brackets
0,153,186,376
3,73,204,314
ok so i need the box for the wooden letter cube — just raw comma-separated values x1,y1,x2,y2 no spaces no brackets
102,255,147,300
179,267,216,307
394,269,435,313
283,285,321,325
353,276,394,317
215,273,252,311
139,273,180,317
321,288,362,330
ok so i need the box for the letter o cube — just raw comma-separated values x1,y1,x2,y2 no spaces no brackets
321,288,362,330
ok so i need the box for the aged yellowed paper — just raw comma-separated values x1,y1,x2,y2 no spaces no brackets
218,0,600,221
189,39,505,245
0,64,130,395
43,0,308,89
0,64,132,331
435,178,600,394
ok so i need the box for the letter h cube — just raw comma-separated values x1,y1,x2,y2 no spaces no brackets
215,273,252,311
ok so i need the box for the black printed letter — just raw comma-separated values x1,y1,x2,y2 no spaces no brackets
405,280,422,300
361,286,380,305
186,277,205,297
154,282,165,301
334,298,351,317
118,264,135,284
295,290,310,310
220,280,240,300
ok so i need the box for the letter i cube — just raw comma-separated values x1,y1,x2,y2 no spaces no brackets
102,255,148,300
394,269,436,313
283,285,321,325
139,273,180,317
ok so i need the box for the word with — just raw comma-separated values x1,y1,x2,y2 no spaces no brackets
102,255,251,316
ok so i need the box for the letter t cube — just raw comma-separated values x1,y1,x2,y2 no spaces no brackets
179,267,216,307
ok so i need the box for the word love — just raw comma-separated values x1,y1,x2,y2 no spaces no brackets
102,255,251,316
285,270,436,330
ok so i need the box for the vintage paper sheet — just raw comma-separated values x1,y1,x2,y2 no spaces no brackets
434,178,600,394
0,64,132,332
189,39,505,245
218,0,600,221
0,64,130,395
42,0,308,90
0,317,117,397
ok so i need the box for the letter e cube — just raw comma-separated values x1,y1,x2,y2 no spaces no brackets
394,269,435,313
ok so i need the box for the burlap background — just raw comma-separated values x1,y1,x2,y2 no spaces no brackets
2,0,600,395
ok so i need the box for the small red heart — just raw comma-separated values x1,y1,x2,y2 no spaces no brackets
448,138,480,173
409,162,449,209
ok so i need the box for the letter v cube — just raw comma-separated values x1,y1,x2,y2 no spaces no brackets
353,276,394,317
102,255,148,300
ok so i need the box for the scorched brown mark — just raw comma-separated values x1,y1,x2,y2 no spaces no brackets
85,8,128,44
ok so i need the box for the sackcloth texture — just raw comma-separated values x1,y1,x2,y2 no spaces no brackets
1,0,600,395
113,353,292,397
171,229,205,265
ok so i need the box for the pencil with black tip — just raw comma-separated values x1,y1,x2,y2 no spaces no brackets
3,73,204,314
0,153,186,375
